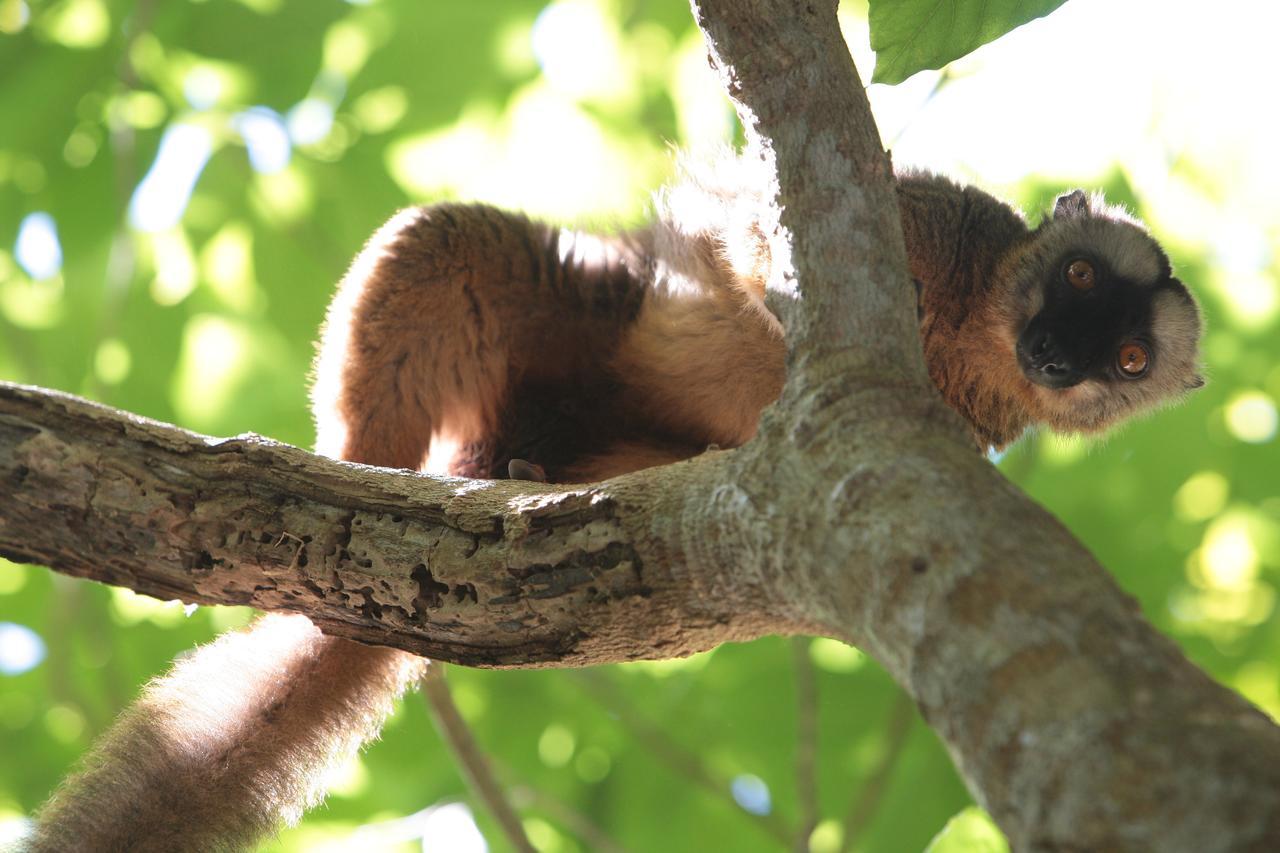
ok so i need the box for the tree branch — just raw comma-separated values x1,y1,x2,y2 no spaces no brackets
3,0,1280,848
422,666,535,853
792,638,819,852
0,381,786,667
690,0,924,380
506,782,629,853
840,690,914,853
573,669,793,845
684,1,1280,849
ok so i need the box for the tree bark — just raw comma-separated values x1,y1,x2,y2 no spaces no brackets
2,0,1279,850
0,382,773,667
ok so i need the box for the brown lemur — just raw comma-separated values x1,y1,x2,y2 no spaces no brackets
25,154,1203,851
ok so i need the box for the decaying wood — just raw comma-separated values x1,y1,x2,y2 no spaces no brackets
0,382,772,667
2,0,1278,849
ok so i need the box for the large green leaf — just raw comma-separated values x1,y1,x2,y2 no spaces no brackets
868,0,1068,84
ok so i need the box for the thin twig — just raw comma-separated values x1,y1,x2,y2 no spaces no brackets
508,782,629,853
573,668,793,846
792,638,819,852
422,665,536,853
88,0,156,403
47,577,104,729
840,689,916,853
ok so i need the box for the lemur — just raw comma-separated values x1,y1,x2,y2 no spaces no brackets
25,154,1202,851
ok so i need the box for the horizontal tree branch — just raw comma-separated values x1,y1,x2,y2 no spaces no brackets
0,381,782,667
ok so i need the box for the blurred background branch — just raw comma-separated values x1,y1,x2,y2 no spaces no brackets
423,666,535,853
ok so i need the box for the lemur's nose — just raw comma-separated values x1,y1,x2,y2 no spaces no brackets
1020,330,1084,389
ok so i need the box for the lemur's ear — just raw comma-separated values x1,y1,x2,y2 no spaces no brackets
1053,190,1089,220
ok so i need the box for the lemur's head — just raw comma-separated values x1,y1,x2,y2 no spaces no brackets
998,190,1203,434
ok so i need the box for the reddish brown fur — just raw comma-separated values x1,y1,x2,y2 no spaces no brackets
28,155,1202,852
26,616,426,852
318,163,1201,473
313,200,785,483
896,171,1202,448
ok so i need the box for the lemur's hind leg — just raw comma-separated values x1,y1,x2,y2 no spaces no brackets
311,204,646,475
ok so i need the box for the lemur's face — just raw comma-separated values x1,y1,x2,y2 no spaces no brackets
1005,192,1203,433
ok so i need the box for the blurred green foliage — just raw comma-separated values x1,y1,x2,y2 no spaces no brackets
1,0,1278,851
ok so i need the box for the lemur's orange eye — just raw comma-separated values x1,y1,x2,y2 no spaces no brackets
1117,342,1149,377
1066,259,1096,291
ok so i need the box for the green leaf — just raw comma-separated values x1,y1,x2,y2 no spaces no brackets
868,0,1068,84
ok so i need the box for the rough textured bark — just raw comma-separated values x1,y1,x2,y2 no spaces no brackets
2,0,1279,850
0,382,771,667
